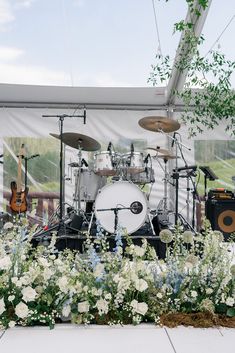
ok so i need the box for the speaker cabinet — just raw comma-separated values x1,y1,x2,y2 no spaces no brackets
205,199,235,240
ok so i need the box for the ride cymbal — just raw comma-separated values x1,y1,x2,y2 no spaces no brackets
50,132,101,151
139,116,180,133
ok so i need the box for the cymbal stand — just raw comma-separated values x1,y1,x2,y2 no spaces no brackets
73,145,83,212
159,130,191,225
35,113,86,238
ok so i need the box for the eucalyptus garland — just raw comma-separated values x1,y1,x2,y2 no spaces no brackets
149,0,235,136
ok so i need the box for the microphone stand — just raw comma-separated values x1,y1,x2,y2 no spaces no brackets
24,154,40,190
35,112,86,238
160,130,191,225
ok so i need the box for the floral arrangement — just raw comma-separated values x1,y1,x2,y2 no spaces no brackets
0,218,234,329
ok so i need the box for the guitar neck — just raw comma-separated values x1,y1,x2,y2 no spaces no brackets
17,144,25,192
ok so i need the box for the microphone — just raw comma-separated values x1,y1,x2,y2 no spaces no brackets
107,142,112,153
0,154,3,158
32,154,40,158
84,108,86,124
131,143,134,155
81,158,88,167
173,165,197,172
144,154,150,164
171,132,176,148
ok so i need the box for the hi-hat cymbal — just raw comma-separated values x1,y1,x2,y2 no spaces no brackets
139,116,180,133
156,154,179,161
50,132,101,151
146,146,170,155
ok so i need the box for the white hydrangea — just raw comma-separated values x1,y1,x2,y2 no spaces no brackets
133,246,146,257
134,278,148,292
0,298,6,315
205,288,213,295
0,256,11,270
43,268,53,281
21,286,37,302
15,302,29,319
57,276,69,293
96,298,109,315
38,257,50,268
77,301,90,313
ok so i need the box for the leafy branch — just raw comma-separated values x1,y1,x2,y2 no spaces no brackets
149,0,235,136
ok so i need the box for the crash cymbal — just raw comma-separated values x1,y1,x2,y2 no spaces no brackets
146,146,170,155
139,116,180,133
50,132,101,151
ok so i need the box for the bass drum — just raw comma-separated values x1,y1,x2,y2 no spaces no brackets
94,181,148,234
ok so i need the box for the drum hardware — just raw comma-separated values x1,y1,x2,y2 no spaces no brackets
96,202,143,233
35,113,88,238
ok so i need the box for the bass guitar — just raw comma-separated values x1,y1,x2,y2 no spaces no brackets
10,144,28,213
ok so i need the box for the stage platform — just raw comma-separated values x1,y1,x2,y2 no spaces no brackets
0,324,234,353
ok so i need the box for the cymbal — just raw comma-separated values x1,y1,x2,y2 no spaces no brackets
139,116,180,133
50,132,101,151
156,154,179,161
146,146,170,155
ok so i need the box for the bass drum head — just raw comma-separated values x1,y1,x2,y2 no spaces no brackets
94,181,148,234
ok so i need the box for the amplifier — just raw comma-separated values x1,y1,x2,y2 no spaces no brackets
205,199,235,240
208,188,234,200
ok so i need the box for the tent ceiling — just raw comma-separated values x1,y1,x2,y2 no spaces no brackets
0,83,179,111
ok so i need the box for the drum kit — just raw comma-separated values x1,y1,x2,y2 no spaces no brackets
45,115,196,237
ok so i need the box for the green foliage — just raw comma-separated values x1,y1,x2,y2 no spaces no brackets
149,1,235,136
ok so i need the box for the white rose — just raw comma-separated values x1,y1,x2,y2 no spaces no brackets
157,292,163,299
226,297,234,307
15,302,29,319
0,298,6,315
96,298,109,315
8,321,16,328
77,301,90,313
0,256,11,270
134,278,148,292
191,290,198,298
21,286,37,302
57,276,69,293
136,302,148,316
8,295,15,302
130,300,148,316
62,305,71,318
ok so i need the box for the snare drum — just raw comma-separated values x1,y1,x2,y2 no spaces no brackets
123,152,145,174
94,181,148,234
94,151,117,176
127,167,155,185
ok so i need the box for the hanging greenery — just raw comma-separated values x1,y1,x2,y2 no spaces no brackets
149,0,235,136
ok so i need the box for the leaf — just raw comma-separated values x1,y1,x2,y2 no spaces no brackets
226,308,235,317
